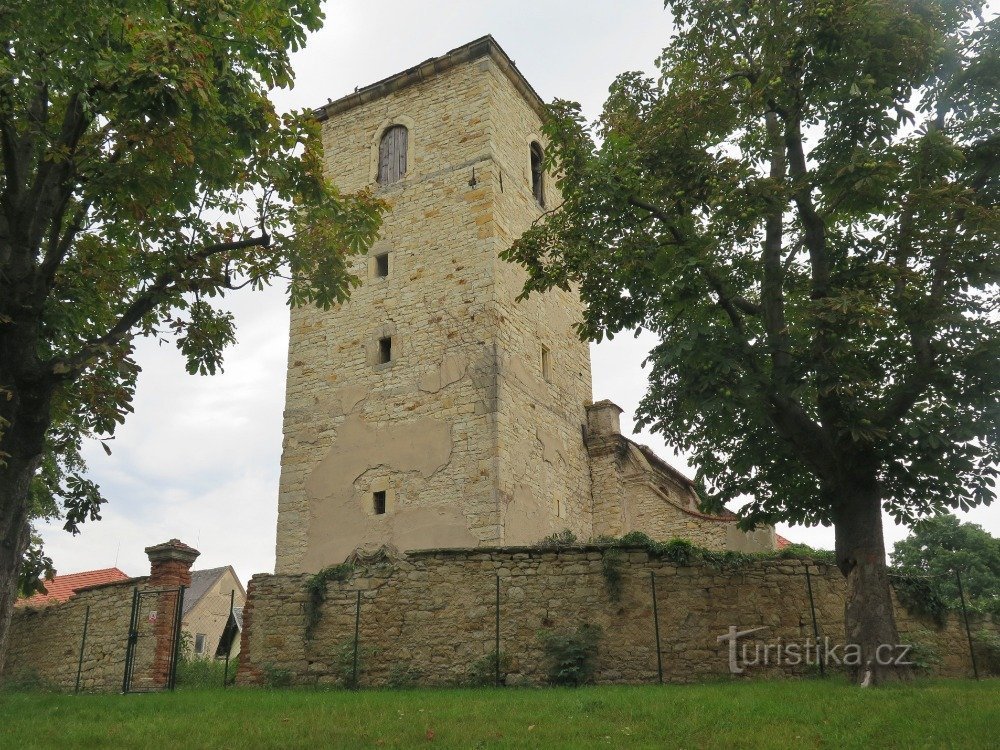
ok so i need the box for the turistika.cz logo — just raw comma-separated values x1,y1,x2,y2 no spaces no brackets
716,626,915,674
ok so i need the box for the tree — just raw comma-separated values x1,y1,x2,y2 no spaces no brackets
891,514,1000,614
0,0,384,667
504,0,998,684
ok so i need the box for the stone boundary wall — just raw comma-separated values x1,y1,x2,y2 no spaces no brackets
2,577,145,692
236,547,995,687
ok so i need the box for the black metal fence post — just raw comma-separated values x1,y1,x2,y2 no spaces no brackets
650,571,663,684
805,566,824,677
74,605,91,694
955,571,979,680
223,589,235,688
495,574,501,687
122,586,140,693
352,589,362,689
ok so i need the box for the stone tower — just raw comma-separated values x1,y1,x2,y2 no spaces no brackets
275,37,594,573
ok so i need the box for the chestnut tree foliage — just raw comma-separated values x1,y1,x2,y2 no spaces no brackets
891,514,1000,615
504,0,997,682
0,0,383,663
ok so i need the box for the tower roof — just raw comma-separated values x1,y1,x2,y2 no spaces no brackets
313,35,546,121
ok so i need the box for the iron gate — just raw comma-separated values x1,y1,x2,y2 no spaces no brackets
122,585,185,693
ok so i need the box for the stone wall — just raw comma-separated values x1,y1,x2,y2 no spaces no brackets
1,538,203,692
487,49,594,546
237,547,993,688
586,401,775,552
276,53,502,571
2,578,142,691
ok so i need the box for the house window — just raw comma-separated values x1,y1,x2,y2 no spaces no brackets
530,142,545,207
541,345,551,382
194,633,207,655
378,336,392,364
373,491,387,515
375,252,389,277
378,125,408,186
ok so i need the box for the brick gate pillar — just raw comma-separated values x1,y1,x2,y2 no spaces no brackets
145,539,199,686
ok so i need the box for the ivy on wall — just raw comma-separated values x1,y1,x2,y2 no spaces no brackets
303,563,354,638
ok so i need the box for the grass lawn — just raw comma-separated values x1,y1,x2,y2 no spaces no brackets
1,679,997,749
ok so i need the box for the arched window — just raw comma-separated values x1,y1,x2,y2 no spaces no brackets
530,142,545,207
378,125,408,186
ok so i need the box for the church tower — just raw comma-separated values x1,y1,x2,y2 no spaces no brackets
275,37,594,573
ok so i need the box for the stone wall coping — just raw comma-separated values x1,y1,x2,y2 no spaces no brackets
249,547,834,582
404,544,824,562
72,575,146,594
145,538,200,563
14,576,148,612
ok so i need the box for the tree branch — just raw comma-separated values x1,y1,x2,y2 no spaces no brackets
24,92,91,256
627,195,761,315
627,194,837,478
876,158,994,430
49,233,271,378
762,111,792,380
784,121,829,300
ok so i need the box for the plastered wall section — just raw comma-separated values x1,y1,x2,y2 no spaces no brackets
2,579,143,691
276,58,506,572
485,58,594,545
236,548,995,688
182,569,245,659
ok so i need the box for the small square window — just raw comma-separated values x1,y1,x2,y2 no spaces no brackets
375,253,389,277
373,491,386,515
378,337,392,364
541,345,551,382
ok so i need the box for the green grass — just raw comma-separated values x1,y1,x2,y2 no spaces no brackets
1,679,997,749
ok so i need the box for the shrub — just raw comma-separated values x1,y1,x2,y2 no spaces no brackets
332,638,374,689
303,563,354,638
972,630,1000,676
387,662,424,689
601,548,625,602
466,650,512,687
539,624,602,686
536,529,578,549
261,663,293,688
0,670,54,693
891,573,950,627
907,631,941,675
175,657,228,689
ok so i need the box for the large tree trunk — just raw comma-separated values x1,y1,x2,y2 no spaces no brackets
833,476,913,685
0,362,54,674
0,455,36,676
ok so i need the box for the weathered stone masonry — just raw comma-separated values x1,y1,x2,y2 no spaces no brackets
237,547,994,687
2,539,200,692
3,576,141,691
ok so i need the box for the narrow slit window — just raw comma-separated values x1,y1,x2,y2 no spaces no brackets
373,491,386,515
530,142,545,207
375,252,389,277
378,336,392,364
194,634,207,655
541,345,551,382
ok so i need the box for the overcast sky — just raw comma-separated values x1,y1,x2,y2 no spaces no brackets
37,1,998,587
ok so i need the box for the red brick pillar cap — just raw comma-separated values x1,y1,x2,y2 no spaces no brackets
145,538,200,566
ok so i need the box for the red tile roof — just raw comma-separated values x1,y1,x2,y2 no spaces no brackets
16,567,130,607
775,534,792,549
